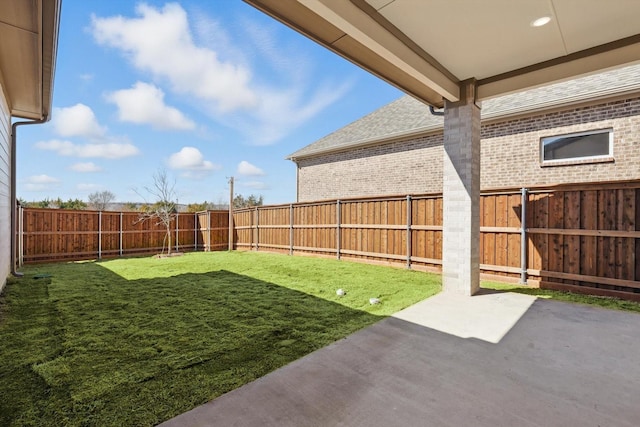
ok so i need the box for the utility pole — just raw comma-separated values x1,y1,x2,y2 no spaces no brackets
228,176,234,251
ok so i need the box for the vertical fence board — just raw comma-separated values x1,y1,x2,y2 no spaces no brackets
507,194,521,268
495,195,508,272
617,189,635,280
547,192,565,283
598,190,617,279
580,191,597,277
563,191,581,284
483,195,496,266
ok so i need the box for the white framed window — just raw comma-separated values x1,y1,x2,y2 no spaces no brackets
540,128,613,165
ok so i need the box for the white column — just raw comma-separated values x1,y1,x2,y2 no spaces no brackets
442,80,481,295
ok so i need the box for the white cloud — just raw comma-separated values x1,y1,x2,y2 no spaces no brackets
241,82,351,145
91,3,257,113
23,175,60,192
241,180,269,190
167,146,219,179
91,3,350,144
70,162,103,173
237,161,265,176
36,139,140,159
106,81,195,130
51,104,106,138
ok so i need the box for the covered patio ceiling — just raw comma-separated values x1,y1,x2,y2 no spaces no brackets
243,0,640,107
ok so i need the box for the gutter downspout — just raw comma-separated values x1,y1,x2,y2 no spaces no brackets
11,116,50,276
429,105,445,116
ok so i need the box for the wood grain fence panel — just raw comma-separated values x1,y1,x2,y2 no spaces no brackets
597,190,617,279
380,201,388,255
434,197,443,261
233,209,252,249
384,200,396,257
547,192,565,283
372,201,380,254
494,195,508,272
102,212,122,254
415,198,426,260
580,190,598,277
256,207,288,252
507,194,521,268
616,189,635,280
562,191,581,284
176,214,196,249
425,198,436,260
527,193,545,274
208,210,228,250
482,195,496,267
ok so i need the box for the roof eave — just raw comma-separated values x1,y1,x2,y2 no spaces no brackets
39,0,62,120
7,0,61,121
289,85,640,161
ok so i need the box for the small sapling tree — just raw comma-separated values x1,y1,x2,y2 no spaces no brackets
135,169,178,255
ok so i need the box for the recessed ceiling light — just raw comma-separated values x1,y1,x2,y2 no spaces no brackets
531,16,551,27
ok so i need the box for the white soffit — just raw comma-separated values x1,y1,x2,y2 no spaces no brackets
244,0,640,107
0,0,60,119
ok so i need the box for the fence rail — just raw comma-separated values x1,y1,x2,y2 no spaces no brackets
17,181,640,301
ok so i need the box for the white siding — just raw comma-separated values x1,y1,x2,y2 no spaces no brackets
0,82,11,291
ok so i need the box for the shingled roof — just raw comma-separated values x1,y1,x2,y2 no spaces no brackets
288,63,640,160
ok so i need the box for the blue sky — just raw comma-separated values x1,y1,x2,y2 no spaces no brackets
16,0,401,205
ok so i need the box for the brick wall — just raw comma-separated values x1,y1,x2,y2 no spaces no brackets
296,97,640,202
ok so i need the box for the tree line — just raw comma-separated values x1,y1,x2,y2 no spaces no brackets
20,190,264,212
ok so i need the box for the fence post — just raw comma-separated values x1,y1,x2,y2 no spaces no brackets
175,213,179,253
98,211,102,260
520,188,528,284
207,211,211,251
18,205,23,267
194,213,198,251
336,200,341,260
119,212,123,257
255,207,259,251
406,195,412,269
289,203,294,256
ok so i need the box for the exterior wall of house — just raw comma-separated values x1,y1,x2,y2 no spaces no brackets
296,97,640,202
297,134,444,201
0,81,11,291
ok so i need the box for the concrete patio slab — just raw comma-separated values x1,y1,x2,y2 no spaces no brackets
159,292,640,427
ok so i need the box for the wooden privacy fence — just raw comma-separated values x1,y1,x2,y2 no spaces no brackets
233,182,640,300
18,182,640,300
18,209,229,263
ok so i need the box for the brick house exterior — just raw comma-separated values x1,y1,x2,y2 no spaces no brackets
290,65,640,202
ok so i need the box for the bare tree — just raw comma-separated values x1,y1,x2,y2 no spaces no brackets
88,190,115,211
135,169,177,255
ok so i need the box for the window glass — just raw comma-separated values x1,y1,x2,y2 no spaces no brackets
541,130,611,163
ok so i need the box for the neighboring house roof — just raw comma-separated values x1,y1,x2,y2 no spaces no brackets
288,64,640,160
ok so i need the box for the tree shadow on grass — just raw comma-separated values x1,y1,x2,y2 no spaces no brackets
0,263,383,427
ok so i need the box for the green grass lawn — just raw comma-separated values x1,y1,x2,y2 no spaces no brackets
0,251,440,426
481,281,640,313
